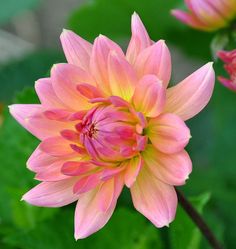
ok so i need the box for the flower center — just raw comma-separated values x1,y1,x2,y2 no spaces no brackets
78,104,147,162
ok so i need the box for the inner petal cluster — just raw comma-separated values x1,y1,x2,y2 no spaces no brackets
76,101,147,162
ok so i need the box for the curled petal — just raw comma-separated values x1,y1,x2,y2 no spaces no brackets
61,161,96,176
164,62,215,121
22,178,78,207
147,113,191,154
60,29,92,71
131,167,177,228
108,52,137,101
126,12,152,64
132,75,166,117
142,145,192,186
134,40,171,88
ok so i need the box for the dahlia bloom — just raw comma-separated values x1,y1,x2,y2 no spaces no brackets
171,0,236,31
9,13,215,239
217,49,236,92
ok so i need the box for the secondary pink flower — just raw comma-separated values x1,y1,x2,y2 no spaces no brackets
9,13,215,239
171,0,236,31
217,49,236,92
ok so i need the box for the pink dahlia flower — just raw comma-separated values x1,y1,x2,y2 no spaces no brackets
217,49,236,92
9,13,215,239
171,0,236,31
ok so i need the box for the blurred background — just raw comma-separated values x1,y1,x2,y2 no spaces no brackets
0,0,235,248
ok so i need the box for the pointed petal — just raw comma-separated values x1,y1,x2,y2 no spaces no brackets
132,75,166,117
74,181,121,239
60,29,92,71
142,145,192,185
39,136,74,157
126,12,152,64
27,146,58,171
164,62,215,121
35,78,65,108
124,155,143,188
90,35,124,94
134,40,171,88
35,160,70,181
108,52,137,101
22,178,78,207
147,113,191,154
131,167,177,227
51,63,95,110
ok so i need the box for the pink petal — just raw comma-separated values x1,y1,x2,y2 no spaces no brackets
108,51,137,101
35,78,65,108
61,161,96,176
134,40,171,88
126,12,152,64
147,113,191,154
132,74,166,117
130,167,177,227
77,83,104,99
22,178,78,207
39,136,74,157
142,145,192,185
60,29,92,72
9,104,73,140
51,63,95,110
73,173,101,194
35,160,70,181
74,186,117,239
27,146,58,172
171,10,209,31
90,35,124,95
124,155,143,188
164,62,215,121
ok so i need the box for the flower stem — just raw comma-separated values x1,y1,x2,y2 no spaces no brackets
176,189,223,249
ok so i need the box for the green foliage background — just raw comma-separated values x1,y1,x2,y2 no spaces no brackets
0,0,235,248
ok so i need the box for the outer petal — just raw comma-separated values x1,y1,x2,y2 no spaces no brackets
131,167,177,227
90,35,124,94
108,52,137,101
27,146,59,171
35,78,65,108
142,145,192,186
74,176,123,239
134,40,171,88
9,104,73,140
60,29,92,72
126,12,152,64
132,75,166,117
147,113,191,154
51,63,95,110
171,10,210,31
22,178,78,207
164,62,215,121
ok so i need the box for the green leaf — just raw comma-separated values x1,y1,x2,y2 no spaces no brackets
0,0,40,24
4,207,164,249
67,0,213,60
169,192,211,249
0,50,64,104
